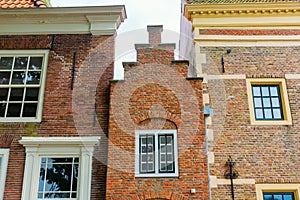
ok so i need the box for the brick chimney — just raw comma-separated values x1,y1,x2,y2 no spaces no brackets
134,25,176,65
147,25,163,46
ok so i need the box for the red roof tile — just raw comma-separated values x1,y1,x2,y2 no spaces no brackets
0,0,47,8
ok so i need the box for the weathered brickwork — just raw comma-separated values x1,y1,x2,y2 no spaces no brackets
106,26,208,199
200,45,300,199
0,34,115,200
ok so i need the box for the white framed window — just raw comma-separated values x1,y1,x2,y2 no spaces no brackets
0,50,49,122
246,78,292,125
135,130,178,178
0,149,9,200
19,136,100,200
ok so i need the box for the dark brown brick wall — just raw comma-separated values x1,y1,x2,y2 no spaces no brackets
106,43,208,199
0,34,115,200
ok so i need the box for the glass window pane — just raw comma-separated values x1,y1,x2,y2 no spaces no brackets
167,146,172,153
22,103,37,117
29,57,43,70
284,195,293,200
274,195,283,200
141,155,147,162
273,109,282,119
11,71,26,84
161,154,166,161
255,109,263,119
263,98,271,107
38,157,79,199
14,57,28,69
167,136,172,144
0,72,11,85
0,103,6,117
0,157,2,170
7,103,22,117
9,88,24,101
167,154,173,162
261,86,270,96
254,98,262,107
25,88,39,101
0,88,8,101
272,97,280,107
252,86,261,96
270,86,279,96
167,163,173,171
26,71,41,85
264,109,272,119
0,57,13,69
263,194,273,200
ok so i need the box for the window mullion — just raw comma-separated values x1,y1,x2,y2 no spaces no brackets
155,134,159,175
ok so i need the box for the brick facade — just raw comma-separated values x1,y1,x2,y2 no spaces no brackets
106,26,209,199
0,34,115,200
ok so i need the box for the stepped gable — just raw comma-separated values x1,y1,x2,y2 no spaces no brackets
0,0,47,8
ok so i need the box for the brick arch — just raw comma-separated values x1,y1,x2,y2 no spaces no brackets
138,117,178,130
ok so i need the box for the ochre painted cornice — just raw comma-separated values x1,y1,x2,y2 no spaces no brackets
185,2,300,20
0,6,126,35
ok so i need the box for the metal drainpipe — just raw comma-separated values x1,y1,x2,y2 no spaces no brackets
204,114,212,200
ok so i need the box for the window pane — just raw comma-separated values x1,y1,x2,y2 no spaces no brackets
0,88,8,101
263,194,272,200
261,86,270,96
0,72,11,85
11,71,26,84
7,103,22,117
263,98,271,107
264,109,272,119
284,195,293,200
39,157,79,199
270,86,279,96
254,98,262,107
25,88,39,101
26,71,41,85
0,57,13,69
0,157,2,170
29,57,43,70
10,88,24,101
274,195,283,200
0,103,6,117
255,109,263,119
22,103,37,117
252,86,261,96
14,57,28,69
272,97,280,107
273,109,282,119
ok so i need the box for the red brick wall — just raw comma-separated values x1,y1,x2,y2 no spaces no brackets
0,34,115,200
106,44,208,199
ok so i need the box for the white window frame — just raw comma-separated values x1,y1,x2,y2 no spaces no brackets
19,136,100,200
0,50,49,122
135,130,179,178
0,149,9,200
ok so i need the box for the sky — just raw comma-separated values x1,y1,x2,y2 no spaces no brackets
50,0,182,79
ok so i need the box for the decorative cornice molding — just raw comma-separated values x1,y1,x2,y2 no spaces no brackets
0,6,126,35
185,2,300,20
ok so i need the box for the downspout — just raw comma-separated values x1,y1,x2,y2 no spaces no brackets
204,106,213,200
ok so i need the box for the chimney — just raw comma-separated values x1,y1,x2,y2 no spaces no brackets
147,25,163,46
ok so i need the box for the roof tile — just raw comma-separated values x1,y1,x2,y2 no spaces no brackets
0,0,47,8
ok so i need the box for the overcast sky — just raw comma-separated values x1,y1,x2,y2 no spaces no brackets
50,0,181,79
